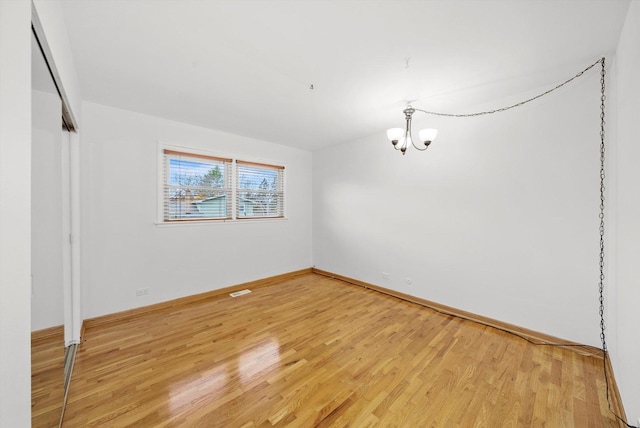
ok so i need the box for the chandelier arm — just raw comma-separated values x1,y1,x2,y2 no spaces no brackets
410,139,429,151
397,110,413,154
413,57,604,118
400,130,413,155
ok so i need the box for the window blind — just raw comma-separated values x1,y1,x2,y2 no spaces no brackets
236,160,285,219
163,150,232,221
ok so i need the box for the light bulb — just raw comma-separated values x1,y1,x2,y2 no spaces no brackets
387,128,404,144
419,128,438,145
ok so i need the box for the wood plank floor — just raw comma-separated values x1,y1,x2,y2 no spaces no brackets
32,327,65,428
61,273,623,427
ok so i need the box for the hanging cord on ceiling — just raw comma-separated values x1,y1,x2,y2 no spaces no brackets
408,57,636,427
413,58,602,118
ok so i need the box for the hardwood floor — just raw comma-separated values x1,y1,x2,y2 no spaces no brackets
61,273,623,427
32,326,65,428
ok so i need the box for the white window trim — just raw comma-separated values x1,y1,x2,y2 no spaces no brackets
156,142,287,226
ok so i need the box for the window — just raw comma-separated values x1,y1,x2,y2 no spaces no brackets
163,150,232,221
161,147,285,223
236,161,285,219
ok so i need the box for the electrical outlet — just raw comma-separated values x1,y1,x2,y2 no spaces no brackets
405,277,413,285
381,272,390,280
136,288,150,296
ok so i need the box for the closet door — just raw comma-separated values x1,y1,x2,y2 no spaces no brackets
31,32,64,333
31,29,69,427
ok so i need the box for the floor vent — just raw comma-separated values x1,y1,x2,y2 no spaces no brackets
229,289,252,297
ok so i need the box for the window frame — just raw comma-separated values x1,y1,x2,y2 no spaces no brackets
157,143,286,225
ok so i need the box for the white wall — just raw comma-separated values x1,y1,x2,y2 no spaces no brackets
613,0,640,421
31,88,64,331
313,67,605,347
80,102,312,319
0,2,32,426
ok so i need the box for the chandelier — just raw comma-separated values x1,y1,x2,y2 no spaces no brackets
386,105,437,155
387,57,605,157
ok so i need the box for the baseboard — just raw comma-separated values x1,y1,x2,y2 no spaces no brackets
31,324,64,346
83,268,313,330
312,268,603,359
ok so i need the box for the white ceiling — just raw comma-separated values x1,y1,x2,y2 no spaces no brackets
60,0,631,151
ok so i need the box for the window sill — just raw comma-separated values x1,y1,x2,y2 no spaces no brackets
154,217,288,227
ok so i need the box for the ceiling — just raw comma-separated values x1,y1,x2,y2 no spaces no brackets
60,0,631,151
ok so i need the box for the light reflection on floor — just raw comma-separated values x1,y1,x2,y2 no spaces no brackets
168,367,229,414
239,338,281,383
168,337,281,414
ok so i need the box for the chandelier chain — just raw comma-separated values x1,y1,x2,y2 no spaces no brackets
599,57,606,355
414,58,603,118
595,58,633,428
